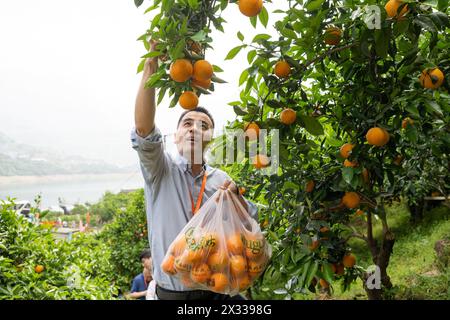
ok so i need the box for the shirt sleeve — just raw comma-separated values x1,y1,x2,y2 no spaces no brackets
131,126,170,185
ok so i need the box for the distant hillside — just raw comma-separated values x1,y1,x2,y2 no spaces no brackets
0,132,131,176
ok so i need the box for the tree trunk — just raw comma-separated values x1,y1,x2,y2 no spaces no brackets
361,207,396,300
408,199,424,224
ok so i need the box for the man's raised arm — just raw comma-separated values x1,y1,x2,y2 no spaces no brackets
135,41,158,137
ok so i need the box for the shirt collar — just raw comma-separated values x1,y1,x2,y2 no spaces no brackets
174,152,212,175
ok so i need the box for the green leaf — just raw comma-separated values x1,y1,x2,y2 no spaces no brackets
134,0,144,7
225,45,245,60
414,15,438,33
191,30,207,42
281,28,297,39
300,115,324,136
305,260,319,287
247,50,257,64
424,100,443,116
140,51,162,59
438,0,449,11
212,65,224,73
306,0,325,11
211,75,227,83
157,87,167,105
252,34,271,43
405,123,418,143
342,167,355,185
322,263,334,285
250,15,258,28
237,31,244,42
233,105,248,116
259,6,269,28
239,69,249,86
375,28,390,58
137,59,145,74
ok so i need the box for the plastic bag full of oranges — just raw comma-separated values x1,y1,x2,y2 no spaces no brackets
161,188,272,296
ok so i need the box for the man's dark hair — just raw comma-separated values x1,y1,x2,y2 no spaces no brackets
177,106,215,129
139,249,151,261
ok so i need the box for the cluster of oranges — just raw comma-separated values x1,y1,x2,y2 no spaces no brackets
169,56,214,110
161,228,270,294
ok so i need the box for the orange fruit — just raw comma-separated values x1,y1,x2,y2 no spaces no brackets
362,168,370,184
248,259,265,279
342,253,356,268
239,187,246,195
343,159,358,168
319,226,330,233
244,233,265,260
199,232,219,253
342,192,360,209
209,273,229,292
274,60,291,78
34,265,45,273
419,67,444,89
170,59,193,82
174,253,194,274
355,209,365,217
280,108,297,125
192,77,211,89
161,255,177,275
231,274,251,291
245,122,260,140
340,143,354,159
171,236,187,256
207,251,229,272
193,60,213,81
319,278,329,289
402,117,414,129
385,0,408,19
324,27,342,45
335,263,345,276
309,240,320,251
179,91,199,110
366,127,390,146
238,0,263,17
305,180,315,193
180,274,195,288
191,263,211,284
185,248,206,264
252,154,270,169
227,233,244,255
229,255,247,276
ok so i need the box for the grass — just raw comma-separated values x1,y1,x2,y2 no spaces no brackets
333,202,450,300
254,202,450,300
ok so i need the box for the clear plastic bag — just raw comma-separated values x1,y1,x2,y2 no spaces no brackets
161,188,272,296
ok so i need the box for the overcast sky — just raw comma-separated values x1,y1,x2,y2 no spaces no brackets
0,0,287,167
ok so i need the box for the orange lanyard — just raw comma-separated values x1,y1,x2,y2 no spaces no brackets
188,171,208,215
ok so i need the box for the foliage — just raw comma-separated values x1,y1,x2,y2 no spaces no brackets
0,200,118,300
98,189,149,293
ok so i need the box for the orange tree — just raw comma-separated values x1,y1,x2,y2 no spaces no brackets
98,189,149,293
222,0,449,299
0,200,118,299
135,0,449,299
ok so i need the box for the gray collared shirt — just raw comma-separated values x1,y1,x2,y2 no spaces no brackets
131,126,258,291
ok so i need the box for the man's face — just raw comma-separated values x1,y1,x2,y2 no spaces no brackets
174,111,214,164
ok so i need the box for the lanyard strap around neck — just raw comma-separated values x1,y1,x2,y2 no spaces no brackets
189,171,208,215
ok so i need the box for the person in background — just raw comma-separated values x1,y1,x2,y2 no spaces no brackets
128,249,152,300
